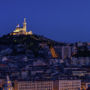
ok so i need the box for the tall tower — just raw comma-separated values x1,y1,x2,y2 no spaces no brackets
23,18,27,32
3,75,13,90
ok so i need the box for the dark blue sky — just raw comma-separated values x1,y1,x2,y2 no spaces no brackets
0,0,90,42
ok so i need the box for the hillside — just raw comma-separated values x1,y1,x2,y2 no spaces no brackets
0,34,64,80
0,34,65,57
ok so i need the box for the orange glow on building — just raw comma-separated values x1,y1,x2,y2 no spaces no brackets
50,46,58,58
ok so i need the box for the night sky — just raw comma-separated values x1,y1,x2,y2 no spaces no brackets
0,0,90,42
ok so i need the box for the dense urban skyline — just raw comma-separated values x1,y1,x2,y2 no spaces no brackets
0,0,90,42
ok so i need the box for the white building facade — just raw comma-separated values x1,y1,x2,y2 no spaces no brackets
59,80,81,90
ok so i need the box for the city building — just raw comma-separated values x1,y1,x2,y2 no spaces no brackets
72,70,87,77
54,45,62,58
71,46,78,56
81,82,90,90
13,79,81,90
0,79,4,90
85,82,90,90
14,80,53,90
59,80,81,90
62,46,71,59
10,18,33,35
71,57,90,66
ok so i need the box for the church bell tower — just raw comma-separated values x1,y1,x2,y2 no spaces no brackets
23,18,27,32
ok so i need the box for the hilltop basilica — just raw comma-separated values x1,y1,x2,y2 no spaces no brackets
10,18,33,35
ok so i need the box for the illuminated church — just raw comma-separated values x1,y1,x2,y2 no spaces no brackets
10,18,33,35
3,75,13,90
